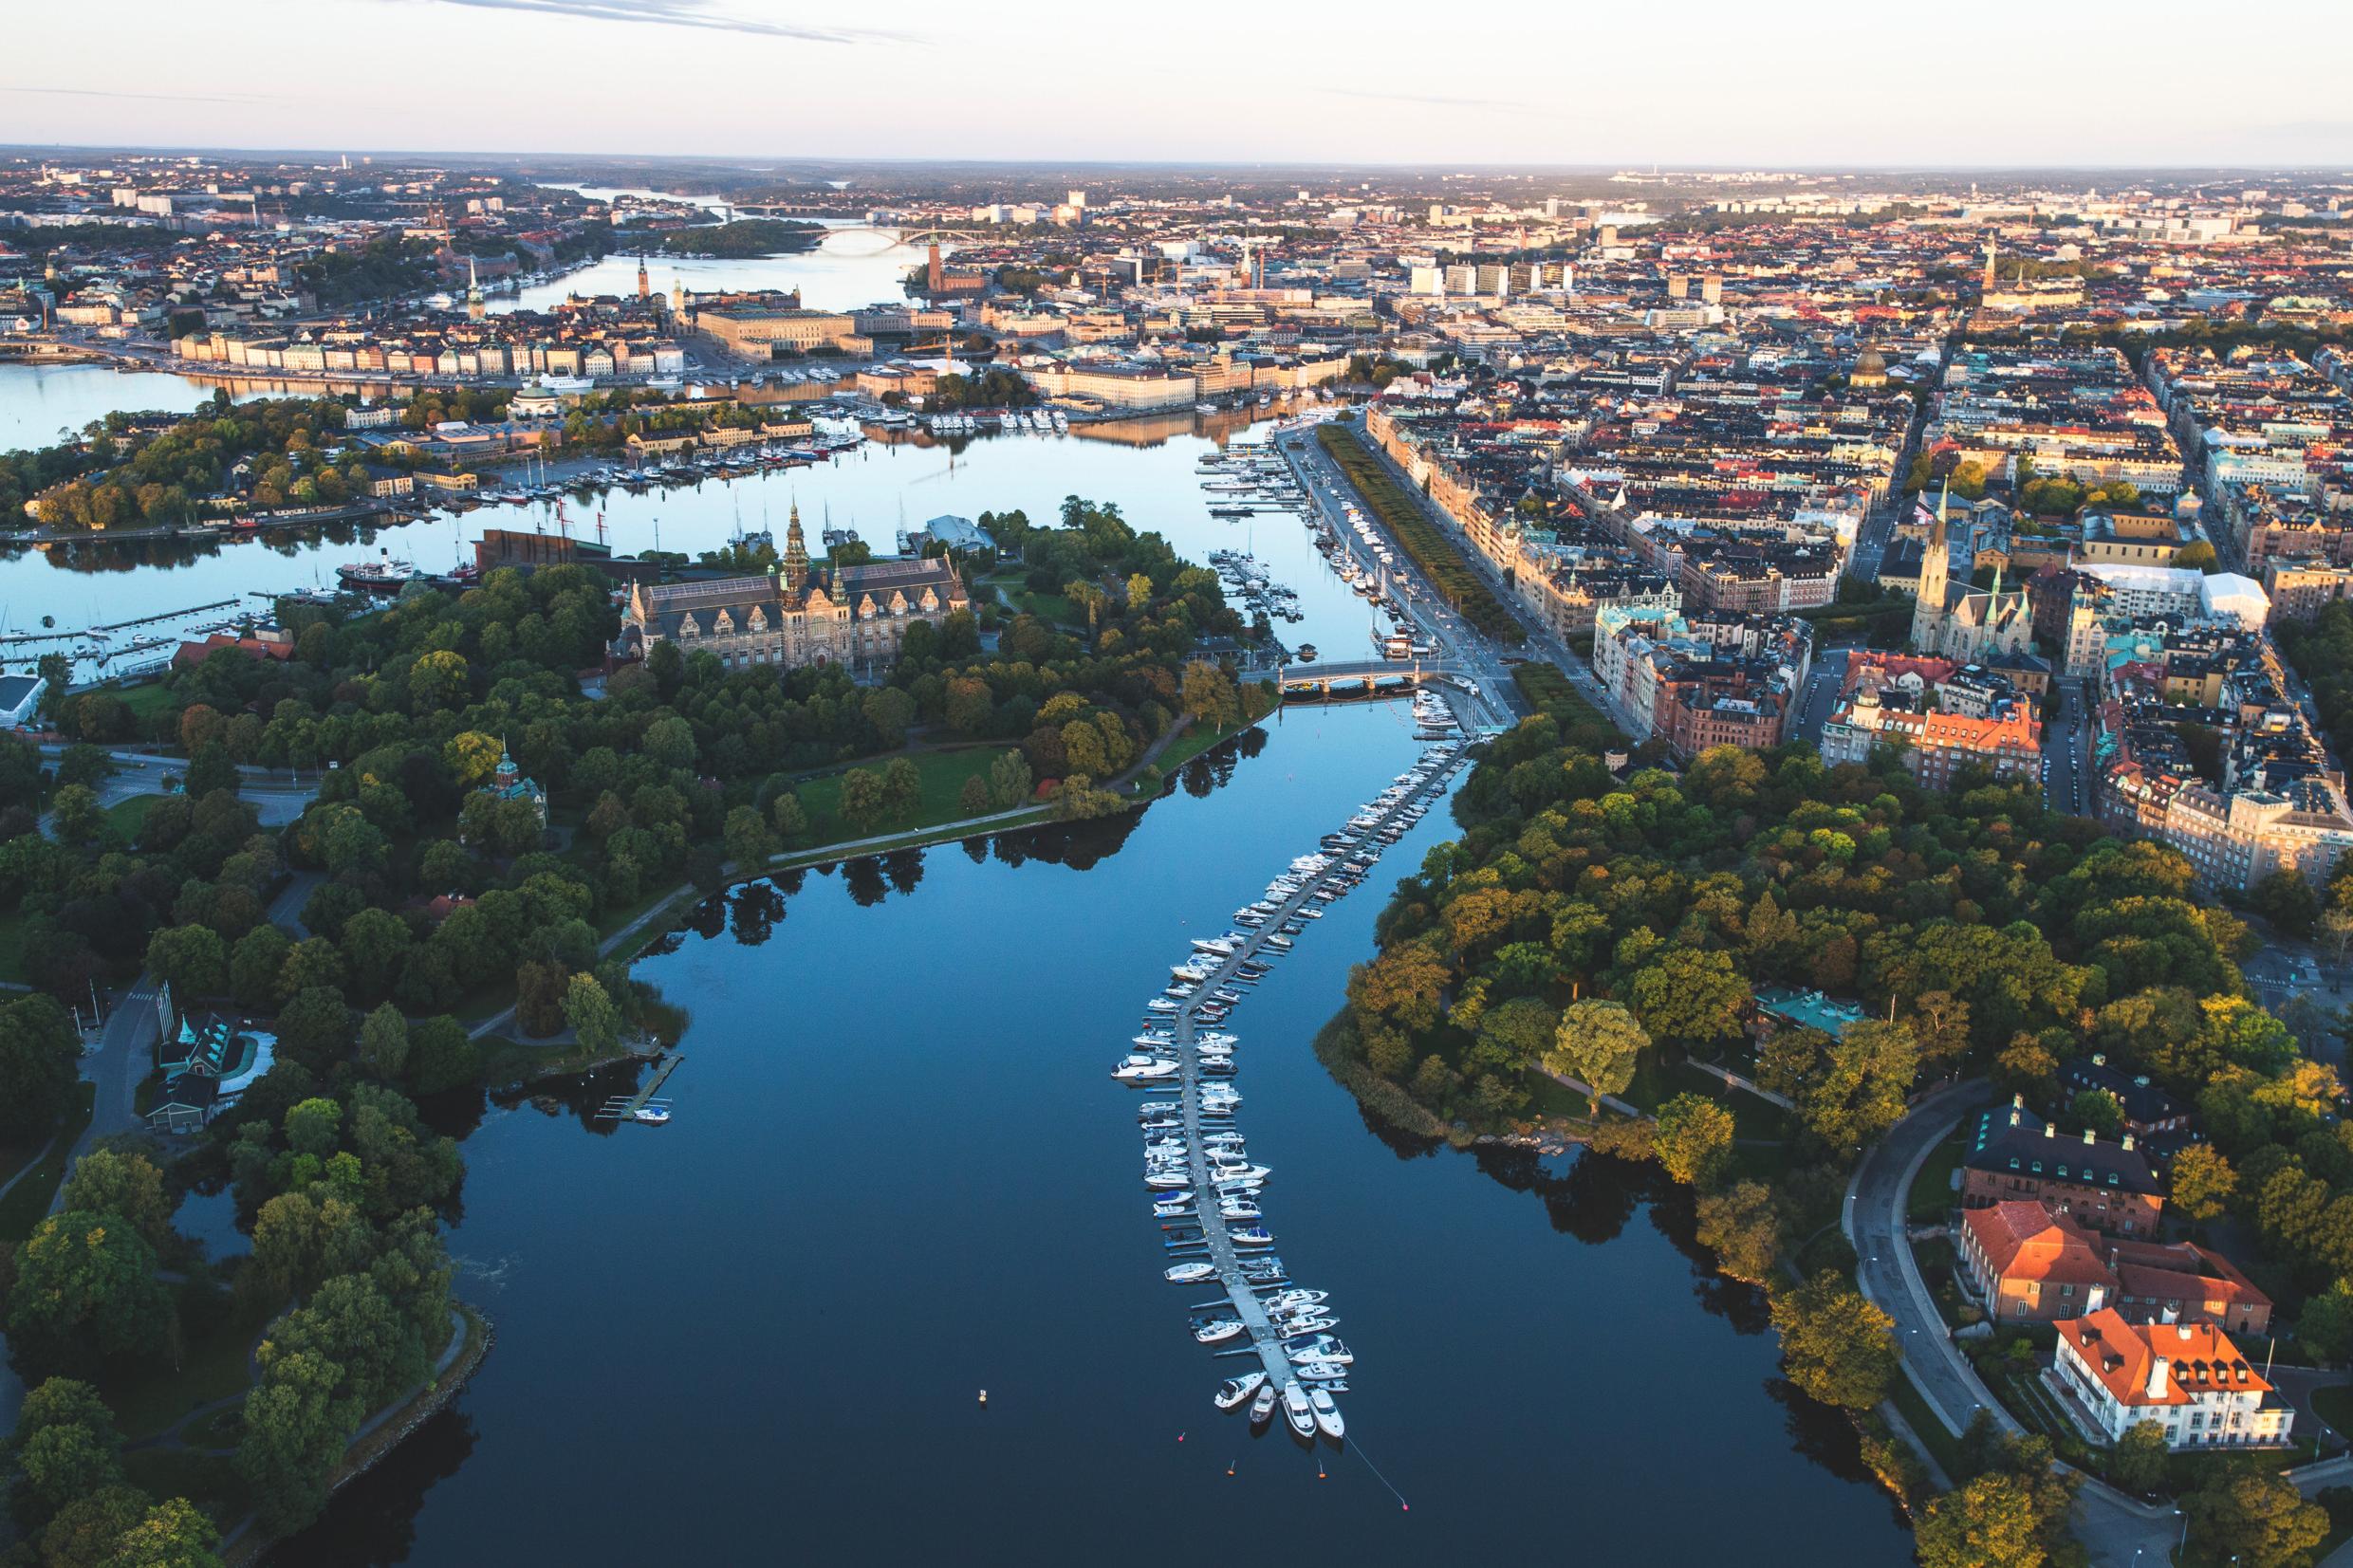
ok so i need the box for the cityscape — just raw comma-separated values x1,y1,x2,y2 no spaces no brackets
3,28,2353,1568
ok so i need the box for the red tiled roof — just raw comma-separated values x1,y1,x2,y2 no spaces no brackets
1964,1200,2113,1288
2058,1308,2267,1408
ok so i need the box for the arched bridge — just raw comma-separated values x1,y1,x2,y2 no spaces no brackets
1278,658,1470,698
813,227,989,255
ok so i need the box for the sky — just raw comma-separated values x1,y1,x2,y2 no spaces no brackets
4,0,2350,168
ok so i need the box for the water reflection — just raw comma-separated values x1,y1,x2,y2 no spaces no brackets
267,1408,480,1567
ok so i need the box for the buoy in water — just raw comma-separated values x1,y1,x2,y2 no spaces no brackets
977,1390,988,1406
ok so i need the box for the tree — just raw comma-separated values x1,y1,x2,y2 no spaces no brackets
769,792,809,840
145,924,228,999
723,805,773,868
6,1212,171,1379
273,987,356,1071
1543,1000,1649,1115
337,908,410,1002
237,1347,359,1534
862,686,916,747
357,1003,410,1081
2108,1419,2170,1494
957,774,991,817
838,767,887,834
0,995,83,1142
2297,1279,2353,1364
1769,1269,1898,1411
2253,870,2320,940
6,1376,123,1532
405,1015,479,1097
1653,1093,1737,1188
1913,1471,2070,1568
1627,948,1751,1047
515,960,568,1038
57,1150,171,1248
49,784,102,846
989,749,1033,809
231,924,293,1009
1180,660,1239,730
105,1496,224,1568
2069,1087,2123,1139
563,973,623,1055
2184,1461,2328,1568
2169,1143,2237,1222
1694,1180,1779,1284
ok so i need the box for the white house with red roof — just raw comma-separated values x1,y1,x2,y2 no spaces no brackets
2052,1307,2292,1450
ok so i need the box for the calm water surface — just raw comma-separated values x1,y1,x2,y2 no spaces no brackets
0,416,1391,662
269,705,1908,1566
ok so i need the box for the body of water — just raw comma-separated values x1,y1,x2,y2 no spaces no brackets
493,230,926,318
0,363,227,452
0,417,1389,665
269,703,1910,1565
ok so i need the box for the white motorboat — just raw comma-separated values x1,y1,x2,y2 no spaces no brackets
1310,1388,1345,1440
1230,1227,1275,1248
1215,1372,1269,1411
1166,1262,1216,1283
1219,1201,1263,1222
1114,1061,1177,1081
1172,963,1214,982
1283,1381,1316,1438
1266,1289,1328,1312
1146,999,1180,1014
1153,1195,1195,1217
1286,1337,1352,1366
1276,1315,1337,1336
1194,1319,1246,1345
1145,1171,1191,1190
1293,1360,1348,1384
1249,1381,1279,1426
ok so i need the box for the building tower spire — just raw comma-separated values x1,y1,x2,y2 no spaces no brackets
782,499,808,595
638,256,651,300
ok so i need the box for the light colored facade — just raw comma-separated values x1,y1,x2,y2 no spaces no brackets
2053,1310,2290,1451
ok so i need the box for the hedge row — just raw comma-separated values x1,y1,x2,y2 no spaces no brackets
1511,661,1624,747
1316,425,1527,646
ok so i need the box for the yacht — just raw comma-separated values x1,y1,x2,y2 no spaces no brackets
1194,1319,1246,1345
1215,1372,1269,1411
632,1104,672,1125
1153,1195,1195,1218
1145,999,1180,1014
1266,1289,1328,1312
1285,1336,1352,1366
1218,1200,1262,1222
1229,1227,1275,1248
1310,1388,1345,1441
1165,1262,1216,1284
1283,1382,1316,1438
1248,1380,1280,1427
1114,1061,1177,1082
1293,1360,1348,1385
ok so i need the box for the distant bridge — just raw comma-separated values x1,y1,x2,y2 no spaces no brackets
811,227,988,255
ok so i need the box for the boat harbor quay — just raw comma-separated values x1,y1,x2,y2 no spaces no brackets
1127,734,1472,1445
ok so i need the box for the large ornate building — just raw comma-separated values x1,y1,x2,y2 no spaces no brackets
622,505,967,673
1911,483,2033,662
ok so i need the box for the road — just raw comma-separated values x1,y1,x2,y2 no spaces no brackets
54,981,166,1203
2043,677,2095,818
1847,1080,2190,1566
1791,645,1853,746
35,745,323,829
1283,414,1651,733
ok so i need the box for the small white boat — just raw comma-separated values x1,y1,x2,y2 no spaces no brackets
1165,1262,1216,1283
1146,999,1179,1013
1113,1061,1177,1081
1229,1227,1275,1248
1267,1289,1328,1312
1310,1388,1344,1440
1219,1201,1262,1222
1249,1381,1279,1426
631,1105,672,1125
1195,1319,1246,1344
1153,1195,1195,1217
1283,1381,1316,1438
1216,1372,1269,1411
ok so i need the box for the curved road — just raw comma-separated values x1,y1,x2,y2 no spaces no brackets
1848,1080,2186,1565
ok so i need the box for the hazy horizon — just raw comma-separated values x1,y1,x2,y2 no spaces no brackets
5,0,2350,169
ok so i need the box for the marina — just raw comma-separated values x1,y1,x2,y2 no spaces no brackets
1126,738,1472,1442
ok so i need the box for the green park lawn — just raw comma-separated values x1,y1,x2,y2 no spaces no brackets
1909,1132,1966,1225
104,793,157,845
786,747,1017,848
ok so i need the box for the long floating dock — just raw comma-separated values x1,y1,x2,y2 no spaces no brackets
1151,739,1473,1401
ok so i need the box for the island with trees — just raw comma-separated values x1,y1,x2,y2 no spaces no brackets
647,220,825,259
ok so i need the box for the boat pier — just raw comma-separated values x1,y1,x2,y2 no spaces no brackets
593,1049,682,1122
1146,737,1474,1410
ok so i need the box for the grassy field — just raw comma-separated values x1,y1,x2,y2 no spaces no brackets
113,681,176,722
105,793,157,845
1908,1131,1966,1224
1890,1368,1966,1479
0,1082,94,1245
110,1305,265,1441
786,747,1018,846
1510,661,1623,743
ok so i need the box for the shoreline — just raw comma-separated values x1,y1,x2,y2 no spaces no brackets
221,1302,494,1568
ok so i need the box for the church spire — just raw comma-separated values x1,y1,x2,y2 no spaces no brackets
782,499,808,594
